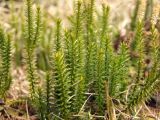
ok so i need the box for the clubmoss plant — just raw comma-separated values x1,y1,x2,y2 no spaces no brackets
2,0,160,119
83,0,97,87
53,51,71,119
0,28,11,98
24,0,41,99
54,19,62,52
94,4,110,113
130,0,141,30
127,24,160,110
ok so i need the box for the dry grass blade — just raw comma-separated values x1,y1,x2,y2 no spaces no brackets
105,81,116,120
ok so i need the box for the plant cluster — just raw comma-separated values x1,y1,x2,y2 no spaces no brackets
0,0,160,119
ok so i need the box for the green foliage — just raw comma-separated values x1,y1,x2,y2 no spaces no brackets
24,0,42,99
127,25,160,110
34,6,41,47
32,71,54,120
0,28,11,98
63,1,86,113
100,4,110,47
35,88,46,120
45,72,54,120
10,0,25,66
144,0,153,21
110,43,130,98
1,0,160,119
83,0,97,86
94,47,105,113
53,51,71,119
127,21,145,110
72,1,85,112
25,0,34,47
130,0,141,30
94,4,110,113
55,19,62,52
